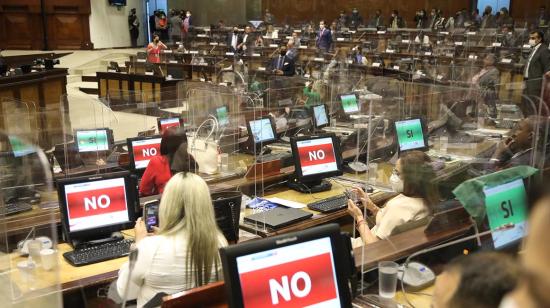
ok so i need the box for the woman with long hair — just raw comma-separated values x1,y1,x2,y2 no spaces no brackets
117,172,227,307
139,127,197,196
347,150,439,244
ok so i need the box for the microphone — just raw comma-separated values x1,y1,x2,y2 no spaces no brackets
121,249,139,308
399,223,515,307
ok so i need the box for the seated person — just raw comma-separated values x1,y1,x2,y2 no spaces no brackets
470,54,500,118
500,196,550,307
139,127,197,196
351,45,368,65
347,150,439,244
432,252,519,308
490,116,549,169
116,173,228,307
269,46,295,76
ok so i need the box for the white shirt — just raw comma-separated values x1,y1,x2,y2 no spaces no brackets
370,194,429,239
231,34,238,50
525,43,542,78
117,231,227,307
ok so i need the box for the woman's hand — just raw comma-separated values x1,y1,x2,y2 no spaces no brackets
347,199,363,221
134,218,149,243
353,186,379,213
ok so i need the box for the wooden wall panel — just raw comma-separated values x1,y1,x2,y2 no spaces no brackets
0,1,44,50
0,0,91,50
262,0,472,25
44,0,93,50
510,0,547,24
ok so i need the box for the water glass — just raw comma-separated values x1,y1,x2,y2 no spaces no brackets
220,153,229,172
27,240,42,265
368,163,378,184
378,261,399,298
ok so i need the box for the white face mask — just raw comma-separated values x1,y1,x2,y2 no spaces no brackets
186,13,191,17
529,39,537,46
389,173,404,193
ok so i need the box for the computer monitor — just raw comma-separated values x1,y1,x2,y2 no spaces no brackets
56,171,138,244
247,117,277,145
216,105,230,127
394,118,429,153
289,134,343,192
8,136,36,157
157,117,184,133
220,224,353,308
75,128,114,153
167,66,184,79
339,93,359,114
312,104,330,129
127,135,162,171
483,178,528,250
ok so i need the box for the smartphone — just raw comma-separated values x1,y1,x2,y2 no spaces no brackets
143,200,160,233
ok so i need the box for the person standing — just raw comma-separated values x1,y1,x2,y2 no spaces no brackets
237,26,254,55
522,31,550,116
128,8,140,48
181,11,192,47
369,10,384,28
471,54,500,118
168,10,182,43
389,10,405,29
227,27,241,53
481,6,497,29
147,35,167,64
316,20,332,53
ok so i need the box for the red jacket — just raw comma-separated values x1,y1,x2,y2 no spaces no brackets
139,155,172,196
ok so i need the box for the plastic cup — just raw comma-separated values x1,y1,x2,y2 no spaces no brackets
27,240,42,265
378,261,399,298
220,153,229,172
368,163,378,184
40,249,57,271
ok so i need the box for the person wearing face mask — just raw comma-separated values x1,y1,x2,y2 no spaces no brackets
522,31,550,116
496,7,513,28
146,35,167,63
351,45,367,65
128,8,140,48
349,8,363,29
389,10,404,29
181,11,192,47
269,46,295,76
369,10,384,28
347,151,439,244
428,8,439,29
415,10,427,29
337,10,348,28
237,26,254,55
316,21,332,53
481,6,497,29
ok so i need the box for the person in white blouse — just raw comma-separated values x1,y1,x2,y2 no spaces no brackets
347,151,439,245
116,172,228,307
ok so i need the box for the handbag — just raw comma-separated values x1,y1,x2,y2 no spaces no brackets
187,116,220,174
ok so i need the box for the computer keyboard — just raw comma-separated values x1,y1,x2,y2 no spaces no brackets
307,194,348,213
5,201,33,216
63,239,134,266
256,152,292,163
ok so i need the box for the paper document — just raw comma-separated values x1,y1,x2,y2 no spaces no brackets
266,197,306,209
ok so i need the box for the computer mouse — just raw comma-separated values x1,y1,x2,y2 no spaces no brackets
111,232,124,240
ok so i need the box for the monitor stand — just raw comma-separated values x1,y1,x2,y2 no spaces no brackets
287,175,332,193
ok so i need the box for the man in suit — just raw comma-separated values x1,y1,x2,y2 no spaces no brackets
316,21,332,53
471,54,500,118
369,10,384,28
522,31,550,116
227,27,242,53
269,46,295,76
128,8,140,48
237,26,254,55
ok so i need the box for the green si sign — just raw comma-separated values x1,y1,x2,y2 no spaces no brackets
396,119,425,151
484,179,527,231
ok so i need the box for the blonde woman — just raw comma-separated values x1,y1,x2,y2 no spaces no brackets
116,172,227,307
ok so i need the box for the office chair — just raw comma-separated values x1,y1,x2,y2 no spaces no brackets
211,191,242,243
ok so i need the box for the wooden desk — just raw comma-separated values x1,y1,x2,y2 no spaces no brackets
0,68,69,148
96,72,184,109
6,230,136,295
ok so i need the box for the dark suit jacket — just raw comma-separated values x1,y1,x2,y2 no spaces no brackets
227,33,242,53
525,43,550,97
316,28,332,51
239,33,255,53
269,55,295,76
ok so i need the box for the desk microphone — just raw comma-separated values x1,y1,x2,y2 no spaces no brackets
399,223,515,307
346,117,384,173
121,249,139,308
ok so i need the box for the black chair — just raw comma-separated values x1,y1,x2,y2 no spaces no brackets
211,191,242,244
